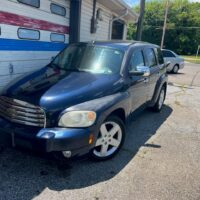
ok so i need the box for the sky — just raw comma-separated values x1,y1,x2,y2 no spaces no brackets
125,0,200,7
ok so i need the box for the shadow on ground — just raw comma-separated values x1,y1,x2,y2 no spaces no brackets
0,105,172,199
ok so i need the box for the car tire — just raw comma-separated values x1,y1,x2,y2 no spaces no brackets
172,64,179,74
151,86,166,112
89,115,125,161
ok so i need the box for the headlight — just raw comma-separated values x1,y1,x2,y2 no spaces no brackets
58,111,96,128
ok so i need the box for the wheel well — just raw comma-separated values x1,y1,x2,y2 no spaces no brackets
110,108,126,123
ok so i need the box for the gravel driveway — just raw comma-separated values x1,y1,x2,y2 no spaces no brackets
0,63,200,200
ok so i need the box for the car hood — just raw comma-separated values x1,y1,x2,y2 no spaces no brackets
2,67,123,111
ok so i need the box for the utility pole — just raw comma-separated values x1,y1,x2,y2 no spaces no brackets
161,0,169,49
136,0,146,41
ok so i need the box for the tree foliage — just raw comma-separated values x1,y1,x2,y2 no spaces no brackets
128,0,200,55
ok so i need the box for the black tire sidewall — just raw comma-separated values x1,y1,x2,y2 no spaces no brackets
173,65,179,73
152,86,166,112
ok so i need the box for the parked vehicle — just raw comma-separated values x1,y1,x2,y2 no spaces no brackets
162,49,184,73
0,41,168,161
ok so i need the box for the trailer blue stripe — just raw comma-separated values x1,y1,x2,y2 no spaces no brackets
0,38,67,51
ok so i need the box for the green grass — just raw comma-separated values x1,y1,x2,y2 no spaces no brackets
182,55,200,64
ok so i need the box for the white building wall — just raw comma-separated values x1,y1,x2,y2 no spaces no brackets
80,0,113,41
0,0,69,91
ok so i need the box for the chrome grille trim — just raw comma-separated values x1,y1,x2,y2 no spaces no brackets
0,96,46,127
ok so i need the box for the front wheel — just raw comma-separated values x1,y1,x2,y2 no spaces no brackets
89,115,125,161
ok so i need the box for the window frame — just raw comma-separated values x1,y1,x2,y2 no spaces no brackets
50,33,65,43
17,0,40,8
17,28,40,40
155,48,164,65
50,3,66,16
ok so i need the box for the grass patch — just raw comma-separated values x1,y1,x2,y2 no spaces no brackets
182,55,200,64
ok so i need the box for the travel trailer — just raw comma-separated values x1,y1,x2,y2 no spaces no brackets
0,0,138,91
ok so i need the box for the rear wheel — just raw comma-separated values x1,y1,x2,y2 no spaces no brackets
172,64,179,74
90,115,125,161
152,86,166,112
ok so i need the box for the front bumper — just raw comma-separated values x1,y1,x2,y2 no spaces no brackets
0,118,95,157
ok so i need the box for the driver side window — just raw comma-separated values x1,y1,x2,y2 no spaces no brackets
129,50,145,72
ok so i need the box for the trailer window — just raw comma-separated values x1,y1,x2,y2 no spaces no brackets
51,33,65,43
18,0,40,8
18,28,40,40
51,3,66,16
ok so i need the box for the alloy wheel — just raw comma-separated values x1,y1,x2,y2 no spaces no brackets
93,121,122,158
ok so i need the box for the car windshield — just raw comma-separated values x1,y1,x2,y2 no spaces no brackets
50,44,124,74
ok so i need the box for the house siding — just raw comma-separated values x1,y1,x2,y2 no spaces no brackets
80,0,112,41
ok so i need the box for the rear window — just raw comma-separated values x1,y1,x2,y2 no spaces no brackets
162,50,175,58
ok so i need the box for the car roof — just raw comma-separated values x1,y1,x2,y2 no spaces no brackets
74,41,160,51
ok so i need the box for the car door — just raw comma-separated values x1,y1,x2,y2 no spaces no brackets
127,48,148,112
143,47,161,101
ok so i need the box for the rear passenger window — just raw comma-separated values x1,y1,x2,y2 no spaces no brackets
18,0,40,8
51,33,65,42
156,48,164,64
129,50,145,71
162,50,175,58
144,48,157,67
18,28,40,40
51,3,66,16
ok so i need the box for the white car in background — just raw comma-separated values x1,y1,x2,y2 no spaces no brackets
162,49,184,73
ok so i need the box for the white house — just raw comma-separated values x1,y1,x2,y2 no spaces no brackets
0,0,138,91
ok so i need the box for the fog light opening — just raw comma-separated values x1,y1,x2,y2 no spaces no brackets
62,151,72,158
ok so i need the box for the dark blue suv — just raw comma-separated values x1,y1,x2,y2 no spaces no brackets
0,41,168,160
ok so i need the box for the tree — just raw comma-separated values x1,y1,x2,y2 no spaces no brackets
128,0,200,55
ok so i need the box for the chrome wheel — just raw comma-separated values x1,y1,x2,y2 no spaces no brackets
93,121,123,158
158,89,165,110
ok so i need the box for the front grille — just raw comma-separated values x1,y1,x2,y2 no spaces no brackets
0,96,46,127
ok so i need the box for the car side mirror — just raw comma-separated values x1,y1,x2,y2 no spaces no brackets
165,61,171,68
129,66,150,77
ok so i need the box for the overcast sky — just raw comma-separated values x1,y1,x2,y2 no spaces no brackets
125,0,200,7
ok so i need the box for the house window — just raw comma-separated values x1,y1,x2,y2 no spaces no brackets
17,0,40,8
18,28,40,40
50,3,66,16
50,33,65,42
